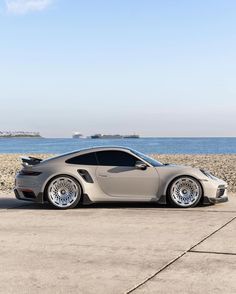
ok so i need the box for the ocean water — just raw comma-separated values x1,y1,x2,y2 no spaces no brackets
0,137,235,154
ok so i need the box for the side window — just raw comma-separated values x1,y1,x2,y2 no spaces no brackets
96,151,137,166
66,152,97,165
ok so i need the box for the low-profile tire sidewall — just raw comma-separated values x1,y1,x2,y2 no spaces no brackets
167,176,203,208
46,175,82,209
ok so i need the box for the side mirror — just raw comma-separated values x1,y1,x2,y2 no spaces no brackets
135,161,147,170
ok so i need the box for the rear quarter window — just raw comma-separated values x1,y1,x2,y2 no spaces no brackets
66,152,98,165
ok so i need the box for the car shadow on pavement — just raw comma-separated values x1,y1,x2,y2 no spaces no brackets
0,197,212,210
0,196,172,210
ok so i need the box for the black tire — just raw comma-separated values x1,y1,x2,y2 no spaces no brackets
46,175,82,209
167,176,202,208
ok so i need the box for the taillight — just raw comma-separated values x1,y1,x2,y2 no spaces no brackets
19,170,42,176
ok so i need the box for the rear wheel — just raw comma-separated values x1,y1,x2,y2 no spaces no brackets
168,176,202,208
46,175,81,209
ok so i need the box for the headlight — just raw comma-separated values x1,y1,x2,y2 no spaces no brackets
200,169,218,180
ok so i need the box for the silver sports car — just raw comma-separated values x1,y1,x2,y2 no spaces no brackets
14,147,228,209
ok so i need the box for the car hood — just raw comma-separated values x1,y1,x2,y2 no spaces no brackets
155,163,199,174
159,163,192,169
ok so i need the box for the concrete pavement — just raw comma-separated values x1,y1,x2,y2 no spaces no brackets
0,193,235,294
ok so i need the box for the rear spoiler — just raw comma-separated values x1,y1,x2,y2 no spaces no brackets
21,156,43,167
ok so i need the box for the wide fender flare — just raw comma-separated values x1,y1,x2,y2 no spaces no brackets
42,172,85,196
163,174,204,196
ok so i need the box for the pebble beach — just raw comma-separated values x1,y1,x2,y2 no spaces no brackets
0,153,235,193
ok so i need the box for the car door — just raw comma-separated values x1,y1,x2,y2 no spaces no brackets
95,150,159,198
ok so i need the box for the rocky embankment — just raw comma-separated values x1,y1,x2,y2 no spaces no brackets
0,154,235,193
152,154,236,192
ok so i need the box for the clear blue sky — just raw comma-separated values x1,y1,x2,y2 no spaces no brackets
0,0,235,137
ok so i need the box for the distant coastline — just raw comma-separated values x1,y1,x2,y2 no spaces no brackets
0,135,42,138
0,131,41,138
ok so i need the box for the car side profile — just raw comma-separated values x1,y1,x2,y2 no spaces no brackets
14,147,228,209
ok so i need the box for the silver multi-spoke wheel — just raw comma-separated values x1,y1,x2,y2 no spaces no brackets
47,176,81,209
169,177,202,208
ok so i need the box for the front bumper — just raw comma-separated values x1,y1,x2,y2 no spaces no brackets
201,181,228,205
203,195,228,204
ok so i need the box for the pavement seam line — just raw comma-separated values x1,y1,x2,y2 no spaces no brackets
125,251,187,294
189,215,236,251
190,250,236,256
126,215,236,294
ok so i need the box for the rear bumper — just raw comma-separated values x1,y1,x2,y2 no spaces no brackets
14,189,44,203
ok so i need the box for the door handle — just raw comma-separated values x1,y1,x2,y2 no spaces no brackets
98,174,108,178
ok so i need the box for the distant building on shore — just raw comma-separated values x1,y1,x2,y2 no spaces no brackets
0,131,41,138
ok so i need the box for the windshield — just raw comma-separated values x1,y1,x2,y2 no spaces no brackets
131,150,163,167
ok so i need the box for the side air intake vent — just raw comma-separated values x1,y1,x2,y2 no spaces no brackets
77,170,94,183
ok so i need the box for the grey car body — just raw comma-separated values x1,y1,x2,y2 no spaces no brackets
14,147,228,209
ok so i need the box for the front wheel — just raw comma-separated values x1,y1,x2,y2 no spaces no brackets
46,175,82,209
168,176,202,208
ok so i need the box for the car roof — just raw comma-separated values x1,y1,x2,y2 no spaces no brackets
43,146,136,162
69,146,134,155
80,146,133,152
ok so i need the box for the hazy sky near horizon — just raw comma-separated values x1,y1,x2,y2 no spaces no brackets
0,0,236,137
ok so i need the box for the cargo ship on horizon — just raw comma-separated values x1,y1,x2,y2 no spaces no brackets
124,134,140,139
91,134,123,139
72,132,83,139
90,133,140,139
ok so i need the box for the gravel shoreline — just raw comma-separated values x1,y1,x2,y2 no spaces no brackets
0,154,235,193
